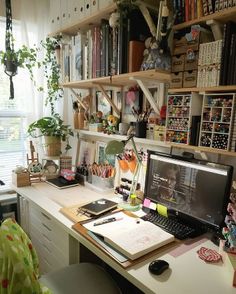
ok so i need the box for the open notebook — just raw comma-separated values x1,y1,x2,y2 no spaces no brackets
83,211,175,260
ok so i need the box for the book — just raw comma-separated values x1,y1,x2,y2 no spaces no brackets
80,198,118,216
128,40,145,73
83,211,175,260
46,176,80,189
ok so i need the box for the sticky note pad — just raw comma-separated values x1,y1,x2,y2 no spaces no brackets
149,202,157,211
157,204,167,217
143,198,151,208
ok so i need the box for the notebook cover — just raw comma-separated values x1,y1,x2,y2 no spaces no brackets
128,40,145,73
46,177,80,189
80,198,118,215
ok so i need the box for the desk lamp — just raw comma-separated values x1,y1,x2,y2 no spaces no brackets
105,135,142,200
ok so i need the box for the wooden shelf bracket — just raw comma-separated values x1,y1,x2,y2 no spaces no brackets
93,83,121,117
130,77,166,115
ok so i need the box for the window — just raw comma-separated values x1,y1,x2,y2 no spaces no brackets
0,18,33,192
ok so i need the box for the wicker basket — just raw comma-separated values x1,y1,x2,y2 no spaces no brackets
42,136,61,156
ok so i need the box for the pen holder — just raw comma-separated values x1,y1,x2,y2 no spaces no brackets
135,121,147,138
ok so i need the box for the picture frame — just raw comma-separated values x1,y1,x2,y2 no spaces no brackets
124,90,142,115
95,141,115,166
96,90,112,117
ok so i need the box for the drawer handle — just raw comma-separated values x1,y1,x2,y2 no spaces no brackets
41,212,51,221
42,223,52,232
42,233,51,242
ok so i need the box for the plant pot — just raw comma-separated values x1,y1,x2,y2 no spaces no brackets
42,136,61,156
4,60,18,75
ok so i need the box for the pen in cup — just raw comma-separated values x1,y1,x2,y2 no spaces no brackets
93,217,123,226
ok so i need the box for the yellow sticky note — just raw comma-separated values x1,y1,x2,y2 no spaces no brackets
157,204,167,217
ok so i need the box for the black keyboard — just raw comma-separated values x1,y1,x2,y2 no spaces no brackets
141,210,196,240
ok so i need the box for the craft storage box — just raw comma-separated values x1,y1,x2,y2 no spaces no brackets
184,52,199,71
171,54,185,72
183,70,197,87
154,125,166,141
170,72,183,88
12,171,31,187
173,30,213,55
92,175,114,189
88,123,103,132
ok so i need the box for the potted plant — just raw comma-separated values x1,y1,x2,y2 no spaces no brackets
27,36,73,156
27,114,73,156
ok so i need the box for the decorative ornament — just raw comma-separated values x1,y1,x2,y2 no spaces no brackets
4,0,18,99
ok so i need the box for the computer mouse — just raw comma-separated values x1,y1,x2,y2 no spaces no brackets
148,259,169,275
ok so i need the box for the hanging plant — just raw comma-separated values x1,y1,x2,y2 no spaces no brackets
39,36,63,115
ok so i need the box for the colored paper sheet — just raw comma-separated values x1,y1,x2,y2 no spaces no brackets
157,204,168,217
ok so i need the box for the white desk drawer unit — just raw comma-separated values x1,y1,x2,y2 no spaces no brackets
28,203,70,274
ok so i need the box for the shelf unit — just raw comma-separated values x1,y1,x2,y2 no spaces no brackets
199,93,235,151
166,93,201,145
168,85,236,93
77,129,236,157
173,6,236,31
62,69,171,89
53,3,236,159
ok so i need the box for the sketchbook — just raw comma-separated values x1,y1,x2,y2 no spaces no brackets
46,177,80,189
79,198,118,216
83,211,175,260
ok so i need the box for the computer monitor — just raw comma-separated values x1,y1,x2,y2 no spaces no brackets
144,150,233,230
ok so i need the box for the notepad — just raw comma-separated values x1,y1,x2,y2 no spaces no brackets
83,212,175,260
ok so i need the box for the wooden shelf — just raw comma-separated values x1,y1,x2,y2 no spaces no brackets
173,6,236,30
168,85,236,93
62,69,171,89
49,3,116,37
170,143,236,157
78,130,236,157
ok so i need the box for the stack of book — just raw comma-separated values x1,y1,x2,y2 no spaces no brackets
60,8,153,83
174,1,236,24
219,21,236,86
197,40,222,87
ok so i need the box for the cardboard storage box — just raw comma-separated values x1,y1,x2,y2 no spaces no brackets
12,171,31,187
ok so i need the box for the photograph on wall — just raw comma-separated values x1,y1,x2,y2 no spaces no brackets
124,90,142,115
78,140,96,165
95,141,115,166
96,91,112,117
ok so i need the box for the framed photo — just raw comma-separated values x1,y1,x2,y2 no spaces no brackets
78,140,96,165
95,141,115,166
124,90,142,115
96,90,112,117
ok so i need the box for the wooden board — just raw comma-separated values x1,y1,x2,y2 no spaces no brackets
72,221,178,268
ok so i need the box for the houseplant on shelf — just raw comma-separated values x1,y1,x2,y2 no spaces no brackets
27,114,74,156
27,36,73,156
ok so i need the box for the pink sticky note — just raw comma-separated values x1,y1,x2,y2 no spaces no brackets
143,198,151,208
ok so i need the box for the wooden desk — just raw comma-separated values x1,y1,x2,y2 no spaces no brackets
15,183,235,294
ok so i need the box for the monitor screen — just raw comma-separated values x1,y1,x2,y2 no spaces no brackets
144,150,233,229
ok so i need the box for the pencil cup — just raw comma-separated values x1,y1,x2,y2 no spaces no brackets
118,159,129,172
135,121,147,138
